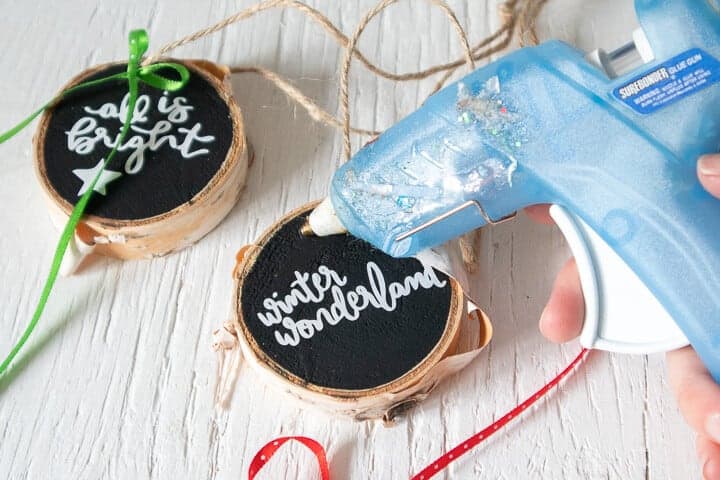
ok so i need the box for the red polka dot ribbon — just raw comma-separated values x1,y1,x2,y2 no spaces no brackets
249,348,590,480
410,348,589,479
248,436,330,480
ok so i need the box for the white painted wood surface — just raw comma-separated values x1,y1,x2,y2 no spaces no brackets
0,1,699,478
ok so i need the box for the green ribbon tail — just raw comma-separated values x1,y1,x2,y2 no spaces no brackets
0,29,189,378
0,189,89,373
0,103,52,144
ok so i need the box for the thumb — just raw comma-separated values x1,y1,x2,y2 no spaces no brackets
698,154,720,198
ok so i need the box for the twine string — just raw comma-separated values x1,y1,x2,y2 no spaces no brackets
336,0,546,159
146,0,516,82
339,0,476,161
147,0,546,156
518,0,548,47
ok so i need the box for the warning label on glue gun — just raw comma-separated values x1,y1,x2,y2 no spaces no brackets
612,48,720,114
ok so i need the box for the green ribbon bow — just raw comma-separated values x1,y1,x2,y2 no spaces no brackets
0,30,190,377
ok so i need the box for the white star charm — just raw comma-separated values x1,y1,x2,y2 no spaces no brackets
72,159,123,196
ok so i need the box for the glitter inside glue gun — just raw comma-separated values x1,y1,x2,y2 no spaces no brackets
306,0,720,380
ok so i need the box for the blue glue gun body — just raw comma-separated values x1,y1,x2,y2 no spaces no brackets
328,1,720,379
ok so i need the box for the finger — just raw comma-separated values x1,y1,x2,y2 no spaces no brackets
539,258,584,343
667,347,720,445
697,435,720,480
698,154,720,199
524,204,554,225
706,459,720,480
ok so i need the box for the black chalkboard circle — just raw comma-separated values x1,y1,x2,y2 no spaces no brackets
34,59,248,259
233,202,464,399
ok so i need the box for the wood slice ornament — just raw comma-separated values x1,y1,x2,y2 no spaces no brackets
229,202,493,421
34,59,249,271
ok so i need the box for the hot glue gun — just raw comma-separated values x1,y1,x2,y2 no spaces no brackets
305,0,720,380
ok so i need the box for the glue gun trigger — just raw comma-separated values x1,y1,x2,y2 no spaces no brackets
548,205,688,354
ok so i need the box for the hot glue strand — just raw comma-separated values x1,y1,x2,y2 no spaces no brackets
0,31,190,377
246,348,590,479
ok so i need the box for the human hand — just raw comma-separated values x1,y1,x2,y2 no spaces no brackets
528,154,720,480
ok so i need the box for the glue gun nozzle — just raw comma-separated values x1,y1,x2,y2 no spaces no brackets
305,197,347,237
300,221,315,237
